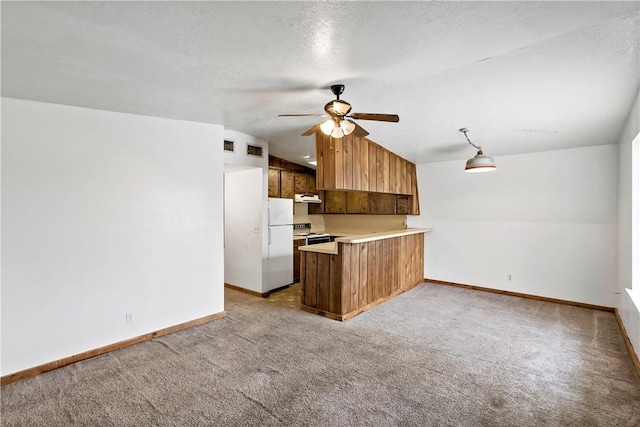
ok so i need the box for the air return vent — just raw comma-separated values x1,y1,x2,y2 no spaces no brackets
224,140,234,152
247,144,263,157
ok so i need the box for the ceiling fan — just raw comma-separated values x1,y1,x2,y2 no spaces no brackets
279,84,399,138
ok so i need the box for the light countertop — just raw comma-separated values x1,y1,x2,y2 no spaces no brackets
299,228,432,254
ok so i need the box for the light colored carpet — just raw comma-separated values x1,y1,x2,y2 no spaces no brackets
2,283,639,426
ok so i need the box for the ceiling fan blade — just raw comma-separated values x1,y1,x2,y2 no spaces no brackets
349,113,400,123
301,123,322,136
349,120,370,137
279,113,328,118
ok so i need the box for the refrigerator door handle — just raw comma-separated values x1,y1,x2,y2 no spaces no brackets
268,228,271,246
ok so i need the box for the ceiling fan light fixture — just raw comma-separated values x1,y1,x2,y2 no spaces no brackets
320,119,335,135
340,119,356,136
280,84,399,138
330,126,345,138
459,127,496,173
333,100,352,115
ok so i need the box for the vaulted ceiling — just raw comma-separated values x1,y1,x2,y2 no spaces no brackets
2,1,638,167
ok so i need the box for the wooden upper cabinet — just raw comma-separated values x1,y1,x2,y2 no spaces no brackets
269,156,318,199
307,173,317,194
369,193,396,215
308,191,325,214
346,192,369,214
324,191,346,214
280,170,295,199
268,169,281,198
294,171,307,194
313,132,419,213
396,195,410,215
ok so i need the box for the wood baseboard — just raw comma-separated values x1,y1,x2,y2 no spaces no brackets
614,309,640,380
224,283,270,298
302,280,423,321
1,311,226,387
425,278,615,312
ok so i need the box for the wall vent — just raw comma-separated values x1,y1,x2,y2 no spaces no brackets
247,144,263,157
224,140,234,152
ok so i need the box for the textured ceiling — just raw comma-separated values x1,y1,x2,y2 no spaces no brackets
2,1,639,166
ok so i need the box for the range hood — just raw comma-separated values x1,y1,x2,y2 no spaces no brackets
294,194,322,204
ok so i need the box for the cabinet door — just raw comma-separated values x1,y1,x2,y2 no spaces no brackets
293,239,306,282
268,169,281,198
396,195,410,215
307,172,317,194
280,170,295,199
308,191,324,214
325,191,346,214
369,193,396,214
294,171,307,194
346,192,369,214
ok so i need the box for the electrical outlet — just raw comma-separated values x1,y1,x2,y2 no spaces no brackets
507,274,512,282
126,313,134,324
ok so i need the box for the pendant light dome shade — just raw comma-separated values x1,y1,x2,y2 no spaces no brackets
465,150,496,172
459,127,496,173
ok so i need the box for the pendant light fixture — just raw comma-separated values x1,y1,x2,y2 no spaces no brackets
459,127,496,173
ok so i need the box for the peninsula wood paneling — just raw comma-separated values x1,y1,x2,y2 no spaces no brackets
400,160,408,195
375,144,384,193
315,133,415,196
408,163,420,215
368,140,377,192
300,232,425,320
342,135,353,191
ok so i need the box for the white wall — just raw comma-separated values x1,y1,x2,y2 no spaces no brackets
224,167,263,293
222,130,272,293
223,131,268,169
1,98,225,375
617,89,640,354
409,144,618,307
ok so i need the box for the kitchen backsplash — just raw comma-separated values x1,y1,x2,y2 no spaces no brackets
312,215,406,234
293,202,311,225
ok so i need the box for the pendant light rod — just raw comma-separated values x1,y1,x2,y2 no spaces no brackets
459,127,482,151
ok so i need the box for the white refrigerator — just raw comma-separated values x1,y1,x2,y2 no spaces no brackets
265,198,294,291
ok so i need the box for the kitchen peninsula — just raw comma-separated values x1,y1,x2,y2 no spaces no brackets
299,227,431,320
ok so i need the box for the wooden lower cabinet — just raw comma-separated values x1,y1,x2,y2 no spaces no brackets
293,239,306,282
300,232,425,320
